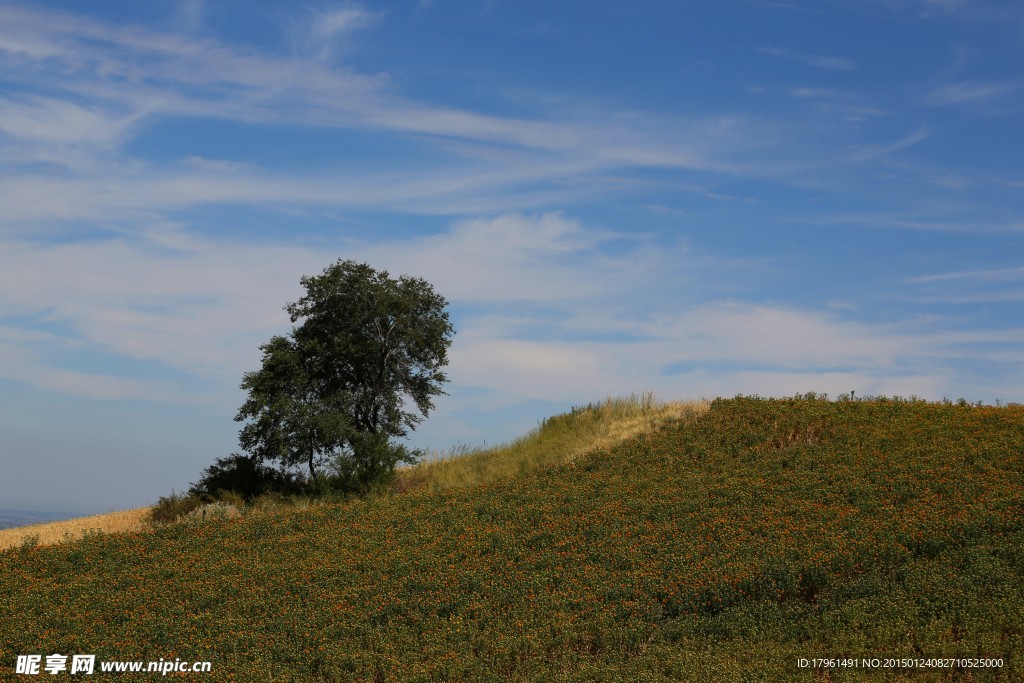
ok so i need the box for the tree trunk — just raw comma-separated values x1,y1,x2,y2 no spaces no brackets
308,449,319,482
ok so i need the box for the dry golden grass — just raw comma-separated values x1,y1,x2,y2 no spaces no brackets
395,392,710,493
0,507,153,551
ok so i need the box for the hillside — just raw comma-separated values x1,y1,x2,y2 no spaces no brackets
0,508,154,552
0,394,699,551
2,395,1022,681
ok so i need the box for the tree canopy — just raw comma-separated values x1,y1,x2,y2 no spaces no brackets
234,260,454,493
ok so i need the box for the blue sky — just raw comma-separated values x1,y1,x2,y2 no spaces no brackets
1,0,1022,516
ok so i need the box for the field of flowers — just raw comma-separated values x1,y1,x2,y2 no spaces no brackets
2,395,1022,681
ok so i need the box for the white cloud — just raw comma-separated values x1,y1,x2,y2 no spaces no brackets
785,87,888,124
843,127,930,161
452,337,614,401
808,212,1024,234
904,265,1024,304
358,212,641,302
925,80,1023,106
857,0,1024,23
804,55,858,70
299,4,381,61
0,4,658,157
0,4,1017,420
0,340,187,402
0,231,317,382
0,212,657,398
790,87,851,99
0,207,1019,426
660,303,909,368
908,265,1024,283
0,213,902,404
175,0,206,32
755,46,857,70
0,4,841,223
445,298,1010,405
314,6,376,38
0,159,604,228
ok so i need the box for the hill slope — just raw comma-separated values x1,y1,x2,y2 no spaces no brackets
2,396,1022,681
0,394,703,550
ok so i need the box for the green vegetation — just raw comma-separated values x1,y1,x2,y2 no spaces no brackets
155,260,456,527
395,393,710,492
3,395,1022,681
152,394,706,525
235,259,454,492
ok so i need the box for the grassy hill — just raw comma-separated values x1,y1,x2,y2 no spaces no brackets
2,395,1022,681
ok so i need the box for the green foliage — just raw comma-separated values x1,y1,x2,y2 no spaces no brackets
323,432,420,495
149,491,208,525
150,489,250,525
234,260,453,493
18,533,40,554
4,396,1022,681
188,453,305,501
209,489,247,510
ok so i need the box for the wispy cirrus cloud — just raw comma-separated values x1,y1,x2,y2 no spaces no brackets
0,6,1012,407
0,4,800,227
924,80,1023,108
0,3,740,162
786,87,888,124
856,0,1024,22
294,3,382,61
0,3,930,232
842,127,931,162
908,265,1024,283
756,46,858,70
311,4,379,39
0,94,139,148
905,265,1024,304
0,6,467,145
809,211,1024,234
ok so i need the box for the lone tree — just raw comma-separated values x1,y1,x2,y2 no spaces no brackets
235,260,454,493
